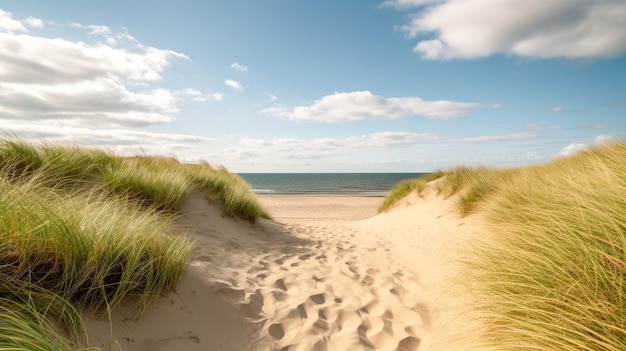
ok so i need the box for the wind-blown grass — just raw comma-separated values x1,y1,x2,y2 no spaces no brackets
186,162,270,221
0,179,193,335
463,143,626,351
0,140,119,188
382,142,626,350
102,156,195,211
378,171,445,213
436,166,518,216
0,139,269,349
0,275,93,351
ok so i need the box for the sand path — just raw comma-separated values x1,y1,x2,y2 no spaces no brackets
86,190,478,350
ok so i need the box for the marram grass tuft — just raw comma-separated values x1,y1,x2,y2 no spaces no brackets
0,139,269,349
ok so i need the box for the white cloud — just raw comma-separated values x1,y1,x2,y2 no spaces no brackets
460,132,535,143
380,0,443,9
236,130,538,160
0,12,203,129
526,123,560,131
175,88,224,102
224,79,244,91
0,9,30,32
244,132,430,149
265,92,278,102
0,9,217,156
230,62,248,72
0,31,188,84
395,0,626,60
25,17,44,28
557,142,588,157
0,120,210,155
0,78,179,127
551,105,564,112
212,92,225,101
347,131,443,147
261,90,482,123
87,25,112,36
594,134,614,145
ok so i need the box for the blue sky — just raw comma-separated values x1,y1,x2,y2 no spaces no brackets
1,0,625,172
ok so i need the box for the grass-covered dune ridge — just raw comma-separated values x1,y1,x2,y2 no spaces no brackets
377,170,445,213
0,140,269,350
383,142,626,350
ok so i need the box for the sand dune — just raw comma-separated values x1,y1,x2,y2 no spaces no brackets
86,189,479,350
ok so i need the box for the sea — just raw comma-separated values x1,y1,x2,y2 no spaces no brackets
238,173,428,196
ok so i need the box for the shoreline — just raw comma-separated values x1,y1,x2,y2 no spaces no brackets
249,192,389,198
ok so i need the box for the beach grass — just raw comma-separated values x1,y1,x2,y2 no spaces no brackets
102,156,195,211
0,139,269,349
377,170,445,213
186,162,270,221
383,142,626,350
0,276,93,351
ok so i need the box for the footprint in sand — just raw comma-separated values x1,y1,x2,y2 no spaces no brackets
361,275,375,287
275,278,288,291
296,303,307,319
309,293,325,305
269,323,285,340
398,336,421,351
243,223,430,351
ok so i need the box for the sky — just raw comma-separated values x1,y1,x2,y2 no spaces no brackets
0,0,625,172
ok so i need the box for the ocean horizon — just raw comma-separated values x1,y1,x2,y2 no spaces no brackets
238,173,428,196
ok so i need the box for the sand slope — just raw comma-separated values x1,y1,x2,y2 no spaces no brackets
86,189,479,350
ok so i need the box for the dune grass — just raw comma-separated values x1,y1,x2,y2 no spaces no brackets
464,143,626,351
0,276,93,351
186,162,270,221
382,142,626,350
0,175,192,349
377,171,445,213
102,156,195,211
0,139,269,349
0,140,119,188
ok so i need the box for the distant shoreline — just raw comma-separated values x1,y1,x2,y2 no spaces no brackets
253,192,388,197
240,172,427,197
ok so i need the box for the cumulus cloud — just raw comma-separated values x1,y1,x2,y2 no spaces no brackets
0,120,210,155
594,134,614,145
224,79,244,91
393,0,626,60
230,62,248,72
25,17,44,28
0,9,196,128
557,142,588,157
261,90,483,123
0,9,215,155
0,9,43,33
0,78,183,127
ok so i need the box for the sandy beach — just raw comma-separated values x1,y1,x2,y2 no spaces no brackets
86,188,479,350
